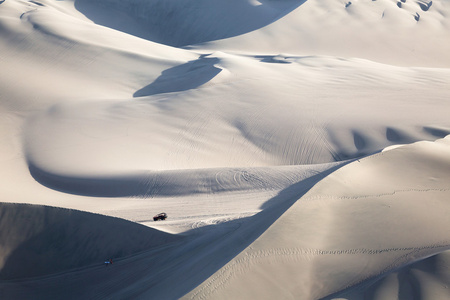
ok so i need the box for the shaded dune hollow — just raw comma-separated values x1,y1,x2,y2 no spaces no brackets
74,0,306,46
0,203,180,280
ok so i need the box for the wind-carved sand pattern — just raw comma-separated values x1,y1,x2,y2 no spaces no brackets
1,0,450,299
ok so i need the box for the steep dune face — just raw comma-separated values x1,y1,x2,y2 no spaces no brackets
72,0,450,66
74,0,306,46
185,137,450,299
0,165,341,299
0,203,180,280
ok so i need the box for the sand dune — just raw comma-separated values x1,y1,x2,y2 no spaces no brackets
185,137,450,299
0,203,180,280
344,251,450,299
1,0,450,298
199,0,450,67
75,0,306,46
22,54,450,174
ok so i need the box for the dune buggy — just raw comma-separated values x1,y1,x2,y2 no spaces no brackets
153,212,167,221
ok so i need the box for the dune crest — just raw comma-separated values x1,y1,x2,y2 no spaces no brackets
185,137,450,299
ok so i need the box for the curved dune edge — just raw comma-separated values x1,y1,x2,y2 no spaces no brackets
0,165,342,299
26,162,339,198
335,250,450,299
74,0,306,47
199,0,450,67
183,136,450,300
0,203,181,280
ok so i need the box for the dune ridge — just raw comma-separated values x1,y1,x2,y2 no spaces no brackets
184,137,450,300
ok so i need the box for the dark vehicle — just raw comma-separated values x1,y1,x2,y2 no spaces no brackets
153,212,167,221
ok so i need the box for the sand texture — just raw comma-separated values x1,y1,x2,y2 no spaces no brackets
1,0,449,298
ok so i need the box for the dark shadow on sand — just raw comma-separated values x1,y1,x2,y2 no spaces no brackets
168,162,349,299
3,163,349,298
134,56,221,97
0,203,181,281
28,161,149,197
29,159,339,198
74,0,307,47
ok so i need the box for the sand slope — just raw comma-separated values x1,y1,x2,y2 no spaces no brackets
185,137,450,300
200,0,450,67
0,203,180,280
345,251,450,299
1,0,450,298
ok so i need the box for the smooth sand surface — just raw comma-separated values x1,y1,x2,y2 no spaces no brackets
1,0,449,298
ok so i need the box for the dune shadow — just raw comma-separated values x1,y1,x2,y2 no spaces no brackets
386,127,401,142
256,55,293,64
28,0,44,6
418,0,432,11
423,126,450,138
29,160,326,198
74,0,307,47
27,159,256,198
321,251,450,300
5,163,349,298
166,163,349,298
386,127,417,144
28,161,149,197
352,130,367,151
0,203,181,281
397,270,421,300
260,163,346,211
134,56,221,97
28,160,226,198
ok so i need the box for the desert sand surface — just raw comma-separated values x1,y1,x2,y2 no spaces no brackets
1,0,450,299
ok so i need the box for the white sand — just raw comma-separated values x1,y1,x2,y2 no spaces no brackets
0,0,449,298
